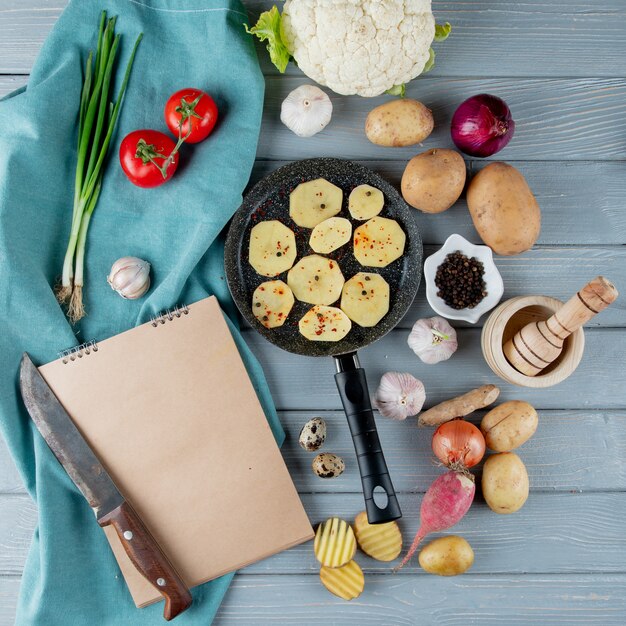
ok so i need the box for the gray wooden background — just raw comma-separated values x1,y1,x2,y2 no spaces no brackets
1,0,626,624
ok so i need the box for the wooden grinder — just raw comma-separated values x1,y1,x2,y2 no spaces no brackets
503,276,618,376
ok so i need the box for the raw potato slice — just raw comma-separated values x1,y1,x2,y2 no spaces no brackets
299,306,351,342
309,217,352,254
290,178,343,228
287,254,345,305
252,280,294,329
353,217,406,268
320,560,365,601
353,511,402,562
314,517,357,568
340,272,390,327
248,220,297,277
348,184,384,220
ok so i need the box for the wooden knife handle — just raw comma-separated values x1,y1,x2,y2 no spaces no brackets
99,501,192,621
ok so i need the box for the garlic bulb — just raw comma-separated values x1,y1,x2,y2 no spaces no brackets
280,85,332,137
107,256,151,300
408,316,458,364
373,372,426,421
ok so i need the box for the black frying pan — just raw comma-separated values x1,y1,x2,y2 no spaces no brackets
225,158,422,523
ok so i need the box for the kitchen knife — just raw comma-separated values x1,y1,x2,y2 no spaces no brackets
19,353,192,621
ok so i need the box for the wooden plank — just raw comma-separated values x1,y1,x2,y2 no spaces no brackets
2,410,623,495
250,161,626,246
257,77,626,162
3,1,626,78
2,75,625,161
215,574,626,625
244,327,626,411
0,573,624,625
246,0,626,79
1,492,625,576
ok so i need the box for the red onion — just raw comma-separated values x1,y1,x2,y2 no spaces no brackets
451,94,515,157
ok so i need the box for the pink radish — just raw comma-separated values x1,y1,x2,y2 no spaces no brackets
395,470,475,570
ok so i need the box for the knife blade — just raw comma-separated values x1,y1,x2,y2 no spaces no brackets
19,353,192,621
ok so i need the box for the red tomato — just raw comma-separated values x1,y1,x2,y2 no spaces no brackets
164,88,218,144
119,129,178,188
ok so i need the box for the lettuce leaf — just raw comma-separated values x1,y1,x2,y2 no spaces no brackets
434,22,452,42
244,6,291,74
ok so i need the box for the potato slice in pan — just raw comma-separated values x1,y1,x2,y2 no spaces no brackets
252,280,294,329
288,254,345,305
314,517,357,568
340,272,390,327
353,510,402,562
320,560,365,601
353,216,406,268
348,184,384,220
249,220,297,277
299,306,351,342
309,217,352,254
290,178,343,228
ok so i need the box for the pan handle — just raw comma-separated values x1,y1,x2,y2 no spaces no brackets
334,353,402,524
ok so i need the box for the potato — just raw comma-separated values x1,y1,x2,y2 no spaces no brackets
418,536,474,576
320,560,364,600
467,162,541,256
252,280,294,328
290,178,343,228
482,452,529,514
314,517,357,568
401,149,466,213
309,217,352,254
287,255,345,305
353,217,406,268
365,99,433,147
299,305,352,341
353,511,402,562
248,220,297,277
348,184,384,220
481,401,538,452
340,272,390,327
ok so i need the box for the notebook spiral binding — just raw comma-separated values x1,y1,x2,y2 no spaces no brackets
59,340,99,364
150,304,190,327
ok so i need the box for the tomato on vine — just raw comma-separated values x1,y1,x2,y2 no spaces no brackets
164,88,218,144
119,129,178,188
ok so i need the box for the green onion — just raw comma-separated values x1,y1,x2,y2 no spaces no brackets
56,11,142,323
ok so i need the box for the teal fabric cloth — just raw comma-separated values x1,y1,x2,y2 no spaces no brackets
0,1,281,624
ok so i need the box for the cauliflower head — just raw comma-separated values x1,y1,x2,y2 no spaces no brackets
281,0,435,97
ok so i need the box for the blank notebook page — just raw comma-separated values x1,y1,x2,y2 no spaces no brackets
39,296,313,608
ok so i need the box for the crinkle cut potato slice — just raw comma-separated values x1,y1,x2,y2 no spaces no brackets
314,517,357,568
353,216,406,268
340,272,390,327
348,184,384,220
248,220,297,277
353,510,402,562
252,280,295,328
290,178,343,228
309,217,352,254
320,560,365,601
299,305,351,341
287,254,345,305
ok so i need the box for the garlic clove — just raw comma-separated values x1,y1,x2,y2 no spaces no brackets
408,316,458,364
107,256,151,300
280,84,332,137
373,372,426,421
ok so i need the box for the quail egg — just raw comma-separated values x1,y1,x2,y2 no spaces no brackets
298,417,327,452
312,453,345,479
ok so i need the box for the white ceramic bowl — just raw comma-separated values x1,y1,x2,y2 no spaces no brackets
423,234,504,324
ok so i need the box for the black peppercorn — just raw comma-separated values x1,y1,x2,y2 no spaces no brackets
434,251,487,310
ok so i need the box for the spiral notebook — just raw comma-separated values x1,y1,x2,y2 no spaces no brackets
37,296,313,608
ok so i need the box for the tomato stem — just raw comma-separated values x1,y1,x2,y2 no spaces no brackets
159,94,204,173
